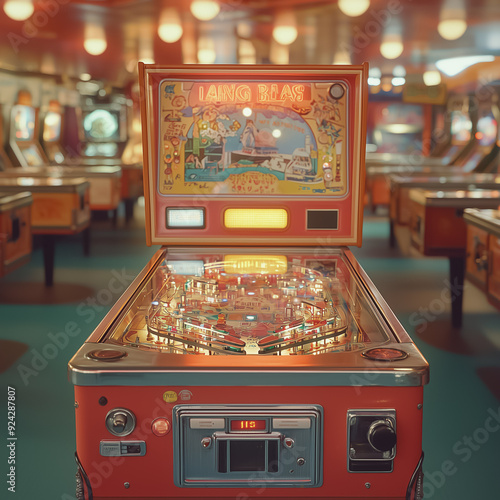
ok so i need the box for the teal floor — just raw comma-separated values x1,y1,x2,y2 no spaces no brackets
1,205,499,500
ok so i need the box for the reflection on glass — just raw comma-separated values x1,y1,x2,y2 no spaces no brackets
104,249,391,356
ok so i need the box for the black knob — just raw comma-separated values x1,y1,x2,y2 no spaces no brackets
368,420,397,452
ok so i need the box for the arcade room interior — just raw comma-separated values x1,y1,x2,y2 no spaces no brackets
1,1,500,500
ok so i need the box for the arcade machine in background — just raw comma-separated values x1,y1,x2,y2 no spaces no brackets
120,108,144,222
35,99,121,221
408,188,500,329
452,96,500,173
388,94,500,249
365,95,478,211
464,209,500,309
69,64,428,500
0,105,12,171
77,100,143,221
0,191,32,278
3,92,120,223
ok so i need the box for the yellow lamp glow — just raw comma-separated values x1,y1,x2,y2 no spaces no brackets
158,7,183,43
423,70,441,86
224,255,288,275
3,0,34,21
224,208,288,229
272,10,298,46
190,0,220,21
438,19,467,40
438,4,467,40
338,0,370,17
380,33,403,59
84,24,107,56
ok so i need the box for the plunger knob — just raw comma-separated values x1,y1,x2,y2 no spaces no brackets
368,420,397,453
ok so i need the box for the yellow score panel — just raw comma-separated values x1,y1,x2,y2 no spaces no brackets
224,208,288,229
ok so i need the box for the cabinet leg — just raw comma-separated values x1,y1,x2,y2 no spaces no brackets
42,234,55,287
449,256,465,329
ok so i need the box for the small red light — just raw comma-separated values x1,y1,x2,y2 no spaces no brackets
475,132,483,140
151,417,171,437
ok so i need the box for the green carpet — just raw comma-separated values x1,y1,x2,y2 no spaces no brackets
0,209,499,499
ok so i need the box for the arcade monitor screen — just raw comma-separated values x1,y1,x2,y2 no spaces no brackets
83,109,120,142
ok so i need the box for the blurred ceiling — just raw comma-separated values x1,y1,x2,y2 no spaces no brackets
0,0,499,89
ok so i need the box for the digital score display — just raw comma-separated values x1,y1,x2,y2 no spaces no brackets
230,420,266,431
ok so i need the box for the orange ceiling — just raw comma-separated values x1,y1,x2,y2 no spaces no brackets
0,0,498,89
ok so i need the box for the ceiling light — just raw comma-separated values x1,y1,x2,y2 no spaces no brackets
435,55,495,76
380,33,403,59
3,0,34,21
369,67,381,78
391,77,405,86
438,2,467,40
338,0,370,17
423,70,441,86
190,1,220,21
158,7,183,43
272,10,298,46
80,73,92,81
368,77,381,86
84,24,107,56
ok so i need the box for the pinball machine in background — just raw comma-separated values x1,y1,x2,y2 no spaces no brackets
69,65,428,500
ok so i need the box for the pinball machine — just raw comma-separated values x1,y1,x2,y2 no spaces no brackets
388,95,500,248
464,208,500,309
68,65,428,500
0,191,32,278
408,188,500,327
0,176,90,286
388,172,500,250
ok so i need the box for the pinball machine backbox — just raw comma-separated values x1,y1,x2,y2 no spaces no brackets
69,65,428,500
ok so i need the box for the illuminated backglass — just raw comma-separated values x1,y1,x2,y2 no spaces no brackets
450,110,472,144
12,105,35,141
43,111,62,142
477,111,498,147
141,65,367,247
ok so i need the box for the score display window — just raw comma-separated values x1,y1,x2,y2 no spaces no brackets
230,419,267,432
